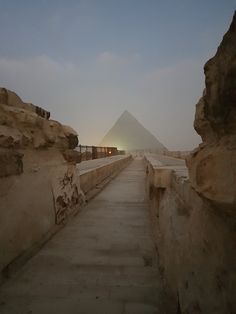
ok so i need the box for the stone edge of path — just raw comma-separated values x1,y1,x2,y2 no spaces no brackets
0,155,132,286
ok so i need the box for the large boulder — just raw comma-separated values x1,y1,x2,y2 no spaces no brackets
0,88,79,151
187,12,236,212
0,88,50,119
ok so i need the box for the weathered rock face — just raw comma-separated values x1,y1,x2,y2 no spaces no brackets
145,154,236,313
0,88,84,279
0,88,50,119
144,13,236,314
0,88,78,151
0,148,23,177
187,12,236,211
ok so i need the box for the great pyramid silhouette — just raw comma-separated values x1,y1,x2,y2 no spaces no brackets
100,110,166,151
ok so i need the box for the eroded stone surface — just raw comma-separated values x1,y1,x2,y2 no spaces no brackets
0,148,23,177
187,12,236,211
0,88,82,278
0,88,50,119
0,88,78,150
145,154,236,314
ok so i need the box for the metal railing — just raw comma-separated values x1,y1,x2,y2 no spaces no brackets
76,145,125,161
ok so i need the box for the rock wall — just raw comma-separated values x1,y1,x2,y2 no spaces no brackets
187,12,236,213
0,88,84,281
145,11,236,314
145,155,236,314
0,88,79,152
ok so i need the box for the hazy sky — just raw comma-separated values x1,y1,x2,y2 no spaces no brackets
0,0,235,150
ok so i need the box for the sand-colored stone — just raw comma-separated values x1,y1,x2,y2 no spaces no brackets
0,159,173,314
0,88,82,279
0,88,50,119
0,88,78,150
143,12,236,313
187,12,236,211
0,89,132,286
145,154,236,314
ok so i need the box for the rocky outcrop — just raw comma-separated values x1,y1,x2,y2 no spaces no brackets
0,88,78,151
0,88,84,280
0,88,50,119
187,12,236,212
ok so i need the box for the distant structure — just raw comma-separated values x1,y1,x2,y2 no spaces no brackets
100,110,167,152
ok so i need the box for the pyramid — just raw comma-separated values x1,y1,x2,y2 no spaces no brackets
100,110,167,151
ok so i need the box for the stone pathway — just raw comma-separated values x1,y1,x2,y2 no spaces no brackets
0,159,168,314
79,155,128,174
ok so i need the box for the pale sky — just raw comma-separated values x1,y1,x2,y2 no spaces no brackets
0,0,235,150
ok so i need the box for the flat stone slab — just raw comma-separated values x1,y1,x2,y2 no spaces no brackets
145,153,189,179
79,155,129,175
0,159,168,313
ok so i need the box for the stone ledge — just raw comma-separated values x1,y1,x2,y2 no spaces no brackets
79,155,132,196
144,154,188,190
144,153,236,313
0,154,132,285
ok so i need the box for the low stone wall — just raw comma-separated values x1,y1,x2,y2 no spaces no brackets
0,152,131,284
0,149,84,283
0,88,132,284
145,154,236,314
80,155,132,196
163,150,190,160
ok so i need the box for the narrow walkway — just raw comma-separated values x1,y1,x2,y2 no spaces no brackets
0,159,167,314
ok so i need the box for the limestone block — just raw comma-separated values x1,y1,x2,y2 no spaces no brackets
187,145,236,207
14,108,38,126
153,168,173,189
35,105,50,119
